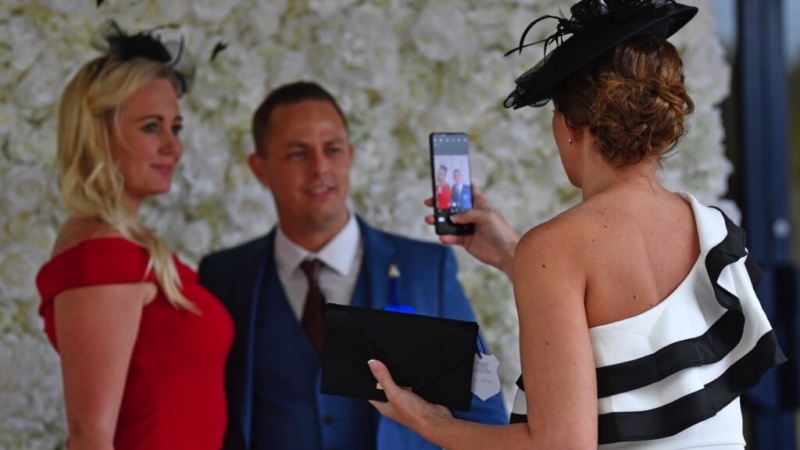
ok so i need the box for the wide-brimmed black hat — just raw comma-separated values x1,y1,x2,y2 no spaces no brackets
504,0,698,109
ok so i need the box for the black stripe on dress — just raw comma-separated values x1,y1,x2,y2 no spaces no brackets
597,329,786,444
509,412,526,424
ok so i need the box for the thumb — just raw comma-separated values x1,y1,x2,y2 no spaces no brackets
451,207,489,225
368,359,400,395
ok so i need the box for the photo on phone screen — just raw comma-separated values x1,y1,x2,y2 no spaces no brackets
429,132,475,235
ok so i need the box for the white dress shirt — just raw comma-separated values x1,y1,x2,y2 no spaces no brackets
274,213,364,320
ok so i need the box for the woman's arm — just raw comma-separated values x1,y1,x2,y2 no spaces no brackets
54,282,154,450
512,223,597,448
369,222,597,449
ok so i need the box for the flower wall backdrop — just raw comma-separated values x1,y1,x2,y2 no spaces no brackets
0,0,731,447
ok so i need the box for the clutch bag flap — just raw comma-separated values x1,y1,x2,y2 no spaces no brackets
321,303,478,411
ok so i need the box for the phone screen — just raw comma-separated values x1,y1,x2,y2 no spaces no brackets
429,132,475,235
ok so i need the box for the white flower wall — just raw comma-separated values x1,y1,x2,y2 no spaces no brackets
0,0,731,446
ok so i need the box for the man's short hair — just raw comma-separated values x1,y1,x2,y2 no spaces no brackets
453,168,461,175
251,81,348,155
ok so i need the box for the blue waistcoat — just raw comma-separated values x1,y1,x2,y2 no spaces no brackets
251,253,376,450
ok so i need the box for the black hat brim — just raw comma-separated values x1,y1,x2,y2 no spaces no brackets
505,4,698,109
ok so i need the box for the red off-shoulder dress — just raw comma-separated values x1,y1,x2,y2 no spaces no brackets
36,238,233,450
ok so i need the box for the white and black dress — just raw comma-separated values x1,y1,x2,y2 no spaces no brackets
509,193,786,449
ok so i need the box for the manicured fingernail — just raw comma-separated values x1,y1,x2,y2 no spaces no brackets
368,359,377,367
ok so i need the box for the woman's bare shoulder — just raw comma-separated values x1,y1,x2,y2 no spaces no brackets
520,203,603,248
52,218,124,257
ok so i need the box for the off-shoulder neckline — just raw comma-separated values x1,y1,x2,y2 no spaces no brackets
49,236,144,261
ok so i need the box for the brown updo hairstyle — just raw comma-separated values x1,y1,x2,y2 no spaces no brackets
551,35,694,167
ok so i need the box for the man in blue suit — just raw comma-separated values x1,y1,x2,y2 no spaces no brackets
451,168,472,211
198,82,507,450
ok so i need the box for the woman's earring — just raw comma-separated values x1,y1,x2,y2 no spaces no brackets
568,138,573,145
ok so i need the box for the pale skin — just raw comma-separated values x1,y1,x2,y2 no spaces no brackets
369,105,699,449
52,77,183,450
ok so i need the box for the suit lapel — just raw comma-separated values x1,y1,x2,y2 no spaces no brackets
226,232,274,450
352,217,396,310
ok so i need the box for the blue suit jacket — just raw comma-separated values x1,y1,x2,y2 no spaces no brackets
451,184,472,211
199,217,506,450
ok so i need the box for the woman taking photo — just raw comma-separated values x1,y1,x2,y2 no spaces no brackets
368,1,785,448
36,22,232,449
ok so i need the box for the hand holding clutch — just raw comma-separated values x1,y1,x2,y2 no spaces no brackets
367,358,455,437
320,304,478,411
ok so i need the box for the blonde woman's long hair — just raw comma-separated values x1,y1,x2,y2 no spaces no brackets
57,56,197,313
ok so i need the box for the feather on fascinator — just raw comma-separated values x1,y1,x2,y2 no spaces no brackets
90,20,196,96
504,0,698,109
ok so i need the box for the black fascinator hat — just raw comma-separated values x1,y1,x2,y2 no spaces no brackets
504,0,698,109
90,20,196,96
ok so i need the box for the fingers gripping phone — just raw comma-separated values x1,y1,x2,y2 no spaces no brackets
429,132,475,235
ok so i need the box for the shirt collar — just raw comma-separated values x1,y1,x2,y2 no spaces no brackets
275,213,361,276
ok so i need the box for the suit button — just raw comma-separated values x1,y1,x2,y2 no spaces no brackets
323,415,335,425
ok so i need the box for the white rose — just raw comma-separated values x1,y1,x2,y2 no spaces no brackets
183,177,219,207
218,230,244,249
308,0,357,16
223,184,276,241
152,175,186,208
309,5,400,90
26,222,57,254
0,301,16,332
179,220,213,258
2,214,56,254
2,165,47,214
227,159,256,187
155,0,190,22
410,4,466,61
14,52,62,117
466,6,524,49
179,123,230,205
682,39,729,106
0,243,44,301
267,50,309,91
0,333,66,443
8,16,43,73
246,1,288,39
220,47,268,114
0,101,16,140
6,121,57,165
37,0,86,14
192,0,240,22
139,206,183,241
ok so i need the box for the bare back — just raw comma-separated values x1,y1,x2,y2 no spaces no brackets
563,189,700,328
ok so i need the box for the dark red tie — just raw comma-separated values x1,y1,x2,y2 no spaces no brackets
300,259,325,354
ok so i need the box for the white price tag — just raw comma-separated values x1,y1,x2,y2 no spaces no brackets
471,353,501,401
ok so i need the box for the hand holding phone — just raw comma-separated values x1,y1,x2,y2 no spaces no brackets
429,132,475,235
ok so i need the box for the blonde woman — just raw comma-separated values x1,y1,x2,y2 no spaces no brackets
36,22,232,449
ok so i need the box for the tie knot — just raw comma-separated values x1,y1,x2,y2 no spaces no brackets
300,258,322,282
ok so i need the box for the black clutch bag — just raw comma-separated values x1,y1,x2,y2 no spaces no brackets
320,303,478,411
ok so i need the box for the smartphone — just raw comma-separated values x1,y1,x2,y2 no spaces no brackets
429,132,475,235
